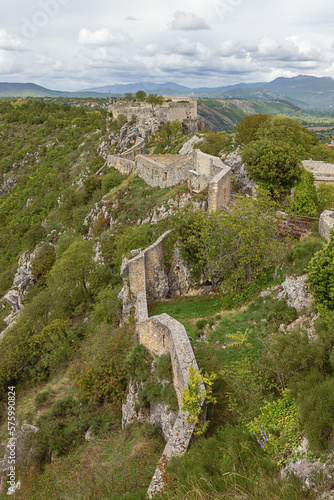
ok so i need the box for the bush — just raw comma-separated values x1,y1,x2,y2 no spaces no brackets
307,232,334,309
297,372,334,450
102,168,125,193
195,319,208,331
125,344,153,382
290,169,319,217
31,243,56,287
156,353,173,382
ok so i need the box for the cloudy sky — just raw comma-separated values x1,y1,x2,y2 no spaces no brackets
1,0,334,90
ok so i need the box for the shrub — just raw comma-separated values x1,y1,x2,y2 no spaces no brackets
102,168,125,193
290,168,319,217
307,232,334,309
297,371,334,450
31,243,56,287
156,353,173,382
195,319,208,331
125,344,153,382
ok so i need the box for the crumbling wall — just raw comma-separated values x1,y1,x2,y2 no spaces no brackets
208,167,231,212
120,231,205,496
107,155,135,176
319,210,334,241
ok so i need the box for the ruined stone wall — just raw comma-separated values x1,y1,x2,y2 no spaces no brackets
319,210,334,241
121,231,205,496
208,167,232,212
120,137,146,160
135,155,190,188
108,97,197,124
107,155,135,176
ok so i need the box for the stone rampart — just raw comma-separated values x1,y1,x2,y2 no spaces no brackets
107,155,135,176
120,137,146,160
109,97,197,125
208,167,232,212
319,210,334,241
121,231,205,496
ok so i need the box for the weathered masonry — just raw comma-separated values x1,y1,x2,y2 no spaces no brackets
109,96,198,133
319,210,334,241
120,231,205,497
108,148,231,212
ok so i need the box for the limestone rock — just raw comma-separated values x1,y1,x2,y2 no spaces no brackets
117,118,160,152
168,246,193,298
277,275,313,313
149,402,178,441
122,382,150,429
178,135,204,155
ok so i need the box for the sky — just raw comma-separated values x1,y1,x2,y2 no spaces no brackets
1,0,334,90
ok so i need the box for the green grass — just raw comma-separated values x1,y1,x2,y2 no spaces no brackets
148,295,223,320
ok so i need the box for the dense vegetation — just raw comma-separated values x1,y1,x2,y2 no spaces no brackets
1,102,334,498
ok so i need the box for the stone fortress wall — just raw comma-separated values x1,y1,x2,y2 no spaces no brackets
109,96,198,125
120,231,205,496
108,148,231,211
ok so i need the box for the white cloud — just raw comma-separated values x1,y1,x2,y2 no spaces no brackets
169,11,210,31
78,28,131,47
0,30,25,51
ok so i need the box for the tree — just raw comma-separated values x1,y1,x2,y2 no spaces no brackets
125,93,133,101
135,90,147,101
47,239,105,310
146,94,164,106
241,139,301,199
307,231,334,310
256,116,319,158
236,114,271,145
177,195,284,294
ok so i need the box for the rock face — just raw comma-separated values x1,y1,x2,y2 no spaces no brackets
277,275,313,313
168,246,193,298
117,118,160,152
178,135,204,155
223,152,256,195
122,382,178,441
0,424,39,494
1,249,39,336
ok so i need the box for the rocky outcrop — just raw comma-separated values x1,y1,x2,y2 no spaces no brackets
168,246,193,298
122,382,178,441
117,118,160,152
277,275,313,313
223,152,256,196
1,249,39,336
178,135,204,155
0,424,39,495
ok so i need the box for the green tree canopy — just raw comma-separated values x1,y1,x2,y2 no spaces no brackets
146,94,164,106
177,195,284,294
256,116,319,158
236,114,271,145
47,239,107,310
135,90,147,101
241,139,301,199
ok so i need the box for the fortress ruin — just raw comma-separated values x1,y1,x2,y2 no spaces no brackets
108,96,198,133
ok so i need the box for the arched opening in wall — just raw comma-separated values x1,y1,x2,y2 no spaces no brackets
163,171,168,182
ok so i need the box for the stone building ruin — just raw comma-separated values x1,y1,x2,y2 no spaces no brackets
108,148,231,212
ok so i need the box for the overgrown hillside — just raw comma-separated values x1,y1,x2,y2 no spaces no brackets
1,103,334,499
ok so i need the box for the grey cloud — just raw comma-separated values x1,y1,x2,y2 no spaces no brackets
169,11,210,31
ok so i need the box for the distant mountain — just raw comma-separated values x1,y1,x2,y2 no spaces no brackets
2,75,334,108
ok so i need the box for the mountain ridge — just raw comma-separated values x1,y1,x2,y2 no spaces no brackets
2,75,334,108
